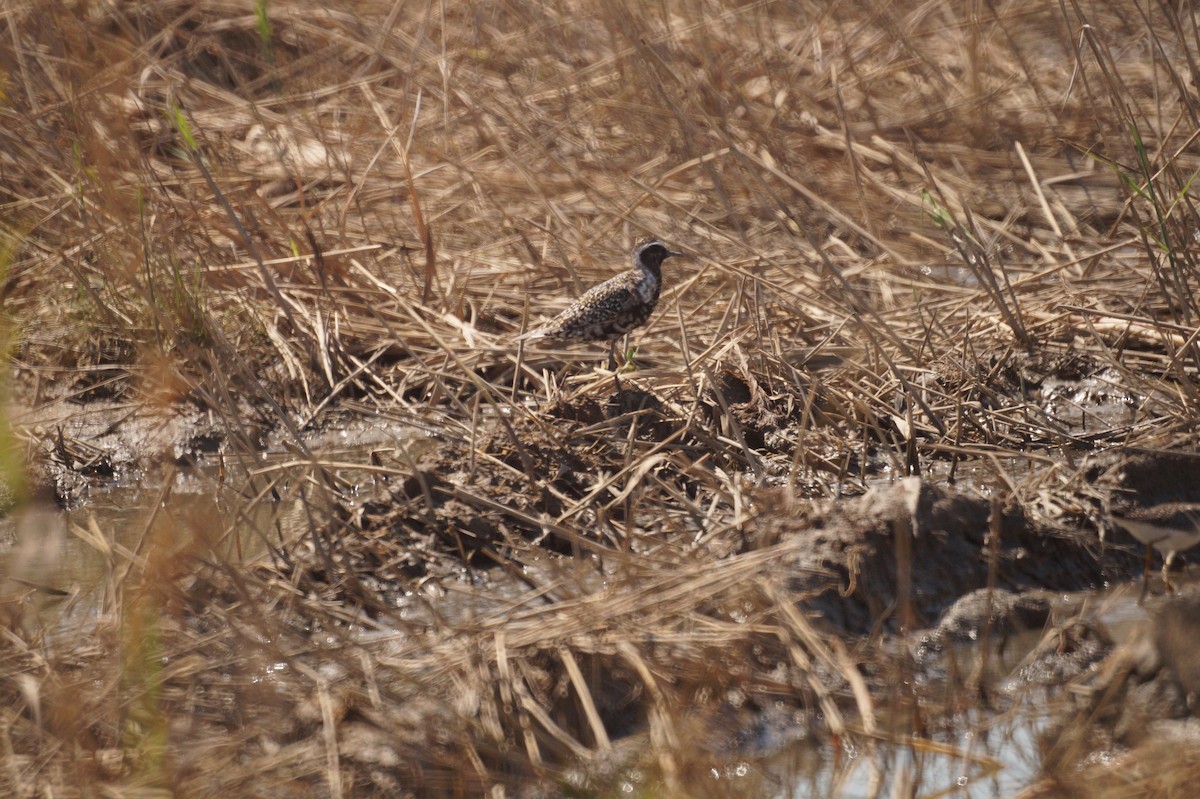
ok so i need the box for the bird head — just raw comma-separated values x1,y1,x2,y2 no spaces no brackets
634,240,683,271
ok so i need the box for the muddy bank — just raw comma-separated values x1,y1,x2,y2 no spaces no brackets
11,357,1200,797
757,475,1145,636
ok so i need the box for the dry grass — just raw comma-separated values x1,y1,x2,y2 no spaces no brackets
4,0,1200,795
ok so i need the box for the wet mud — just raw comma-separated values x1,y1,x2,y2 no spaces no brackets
17,351,1200,792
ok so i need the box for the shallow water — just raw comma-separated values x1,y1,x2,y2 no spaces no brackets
767,717,1044,799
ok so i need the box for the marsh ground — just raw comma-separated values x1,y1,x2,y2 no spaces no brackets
4,0,1200,796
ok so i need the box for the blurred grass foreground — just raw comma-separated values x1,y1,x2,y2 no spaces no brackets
4,0,1200,796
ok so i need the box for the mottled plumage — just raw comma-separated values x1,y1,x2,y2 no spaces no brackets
1111,502,1200,594
520,240,681,348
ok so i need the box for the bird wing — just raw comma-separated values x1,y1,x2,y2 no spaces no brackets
525,273,643,339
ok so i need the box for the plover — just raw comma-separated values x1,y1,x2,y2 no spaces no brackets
1111,502,1200,596
519,239,682,369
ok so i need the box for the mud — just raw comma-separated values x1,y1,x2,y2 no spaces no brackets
22,356,1198,619
1037,589,1200,767
18,397,257,507
753,481,1119,635
15,351,1200,790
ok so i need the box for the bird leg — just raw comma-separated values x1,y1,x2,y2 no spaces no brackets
607,340,623,394
1163,550,1177,594
1139,543,1152,604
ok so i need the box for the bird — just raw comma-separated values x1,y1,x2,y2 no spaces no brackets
1110,502,1200,598
518,239,682,372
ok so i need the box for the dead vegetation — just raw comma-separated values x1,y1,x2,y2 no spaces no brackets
4,0,1200,796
